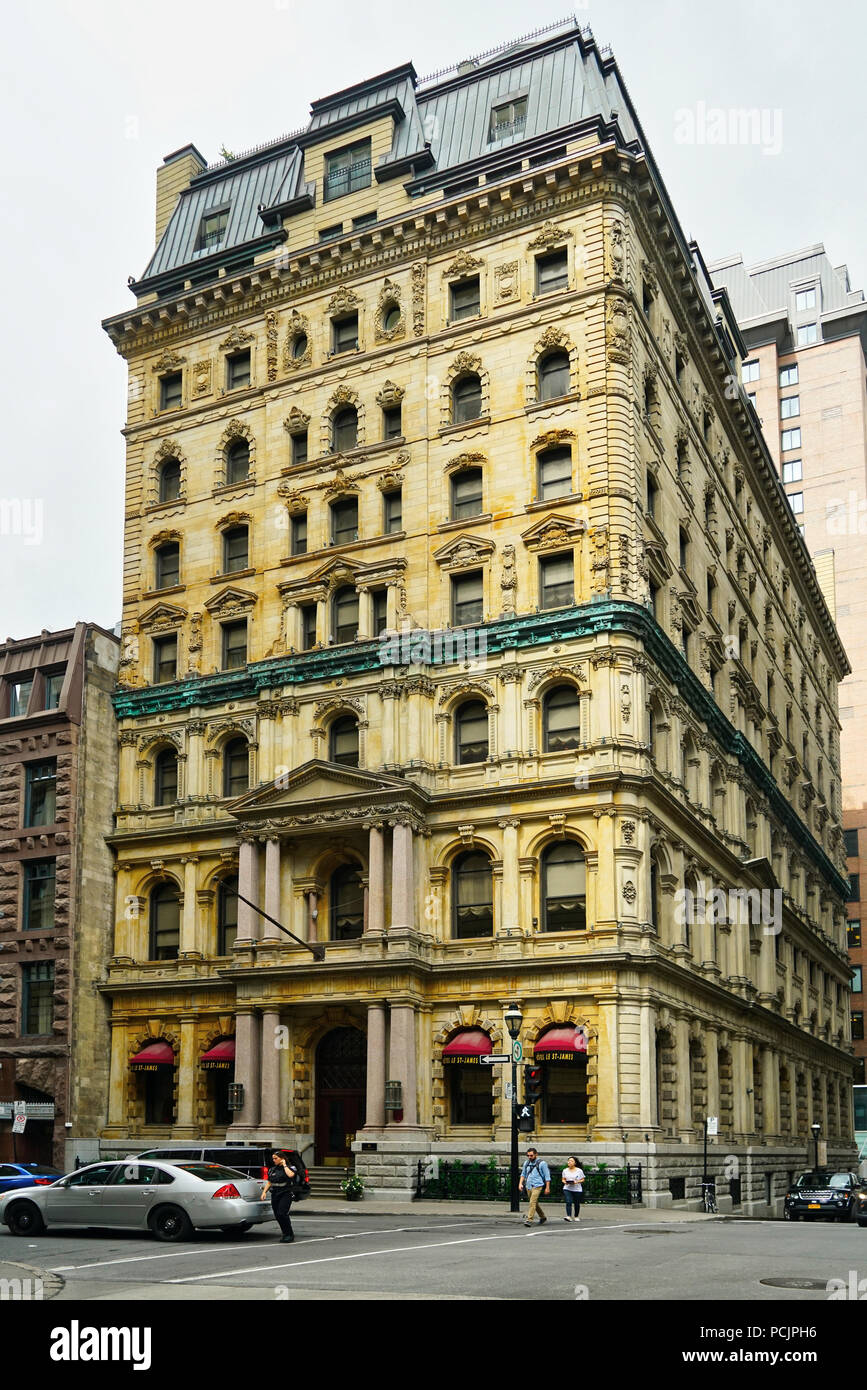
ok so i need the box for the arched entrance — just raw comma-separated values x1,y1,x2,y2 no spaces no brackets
314,1027,366,1164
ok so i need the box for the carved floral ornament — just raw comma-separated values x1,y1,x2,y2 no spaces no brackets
433,533,496,572
527,663,587,692
443,250,483,279
203,586,257,618
376,471,404,493
137,602,187,635
374,281,405,342
375,380,405,408
448,350,482,380
444,450,486,474
148,528,182,550
283,407,310,436
276,484,308,514
527,221,573,251
530,428,574,451
328,286,359,315
151,348,186,374
520,515,584,552
283,311,312,371
219,326,255,352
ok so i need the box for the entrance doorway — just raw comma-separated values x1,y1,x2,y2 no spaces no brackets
314,1027,366,1164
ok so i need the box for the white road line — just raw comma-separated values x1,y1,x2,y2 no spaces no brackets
48,1222,478,1273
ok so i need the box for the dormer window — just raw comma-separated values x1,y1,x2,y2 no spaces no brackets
324,139,371,202
489,96,527,142
197,206,229,251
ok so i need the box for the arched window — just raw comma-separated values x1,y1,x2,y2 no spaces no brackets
332,406,358,453
650,852,661,932
538,350,570,401
450,467,483,520
223,738,248,797
222,525,249,574
225,438,250,485
332,586,359,644
683,873,699,949
217,876,238,954
329,715,359,767
537,446,572,500
452,851,493,938
154,542,179,590
543,685,581,751
382,303,400,333
149,883,179,960
541,841,586,931
158,458,181,503
455,700,488,764
154,748,178,806
330,864,363,940
452,373,482,424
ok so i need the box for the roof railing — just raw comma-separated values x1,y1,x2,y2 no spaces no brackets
206,124,308,173
417,16,587,87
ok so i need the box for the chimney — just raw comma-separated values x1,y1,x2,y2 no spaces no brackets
155,144,207,246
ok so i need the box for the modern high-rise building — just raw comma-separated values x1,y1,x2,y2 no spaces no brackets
709,248,867,1092
100,20,856,1212
0,623,119,1166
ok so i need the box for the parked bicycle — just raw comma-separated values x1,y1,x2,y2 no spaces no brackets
702,1181,718,1214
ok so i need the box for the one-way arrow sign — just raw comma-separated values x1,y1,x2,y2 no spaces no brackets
480,1053,511,1065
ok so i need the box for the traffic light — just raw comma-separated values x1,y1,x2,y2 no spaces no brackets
524,1064,543,1105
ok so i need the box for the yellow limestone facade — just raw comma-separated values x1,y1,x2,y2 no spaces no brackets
101,28,856,1209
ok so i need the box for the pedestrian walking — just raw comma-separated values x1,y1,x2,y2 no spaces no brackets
561,1155,585,1222
518,1146,551,1225
261,1150,297,1243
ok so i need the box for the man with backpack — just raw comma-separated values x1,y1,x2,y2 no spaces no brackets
518,1147,551,1226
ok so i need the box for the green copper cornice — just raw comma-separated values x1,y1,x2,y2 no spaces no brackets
112,598,847,897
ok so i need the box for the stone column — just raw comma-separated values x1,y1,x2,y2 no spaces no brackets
390,822,415,931
235,837,259,944
315,597,327,646
732,1036,751,1137
357,586,372,641
639,1001,657,1130
594,998,622,1136
104,1022,129,1133
180,856,198,955
262,838,282,942
388,1003,418,1126
386,581,399,630
363,1003,387,1129
498,819,520,933
762,1046,779,1137
705,1027,720,1126
260,1008,282,1130
176,1016,198,1134
229,1009,261,1130
675,1015,692,1139
367,823,385,934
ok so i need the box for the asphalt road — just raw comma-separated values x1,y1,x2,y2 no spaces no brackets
3,1210,866,1302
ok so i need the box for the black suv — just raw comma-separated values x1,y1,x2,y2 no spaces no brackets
133,1146,308,1191
783,1170,865,1223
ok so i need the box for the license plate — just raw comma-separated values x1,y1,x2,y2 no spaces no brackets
808,1203,821,1209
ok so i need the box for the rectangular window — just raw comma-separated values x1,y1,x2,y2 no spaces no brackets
451,469,483,520
489,96,527,141
352,211,376,229
781,428,801,451
853,966,863,994
23,859,55,930
291,431,308,466
159,372,182,411
852,1011,865,1041
330,496,358,546
24,761,57,827
538,448,572,501
782,459,802,484
290,513,307,556
742,360,760,382
679,529,689,572
788,491,804,515
383,490,402,534
535,249,568,295
746,392,757,407
843,828,859,858
226,350,251,390
324,139,371,201
382,404,402,440
153,635,177,685
300,604,316,651
8,679,33,717
780,395,800,419
539,553,574,609
795,287,816,312
848,920,862,948
451,571,483,627
197,207,229,251
450,277,480,322
43,672,64,710
779,363,798,387
797,323,818,346
222,620,247,671
332,313,359,354
849,873,860,903
372,590,388,637
318,222,343,241
22,961,54,1035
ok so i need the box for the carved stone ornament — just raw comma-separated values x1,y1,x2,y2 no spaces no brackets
500,543,517,614
622,880,637,905
217,510,251,530
265,309,279,383
323,467,360,497
411,261,425,337
495,261,520,302
450,350,482,378
444,450,486,474
191,360,212,397
203,586,257,618
328,286,359,315
527,221,573,251
608,219,625,282
640,260,658,299
531,428,574,451
376,470,404,493
527,664,586,692
219,326,255,352
283,407,310,435
152,349,186,373
621,682,632,724
329,384,359,409
444,251,483,279
621,820,636,845
439,681,494,707
375,380,405,409
283,311,312,371
276,484,307,512
521,515,584,552
536,325,569,352
374,280,405,343
137,602,187,634
433,533,496,571
606,295,630,364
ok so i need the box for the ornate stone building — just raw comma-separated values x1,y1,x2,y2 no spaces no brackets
100,21,855,1209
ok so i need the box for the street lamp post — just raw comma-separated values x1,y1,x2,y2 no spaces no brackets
504,1003,523,1214
810,1121,821,1171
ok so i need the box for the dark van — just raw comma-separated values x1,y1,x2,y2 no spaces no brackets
133,1146,308,1190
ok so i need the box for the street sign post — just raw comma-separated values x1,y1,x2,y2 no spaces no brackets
12,1112,26,1134
479,1053,511,1065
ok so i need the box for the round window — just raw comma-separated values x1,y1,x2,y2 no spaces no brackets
291,333,308,360
383,304,400,333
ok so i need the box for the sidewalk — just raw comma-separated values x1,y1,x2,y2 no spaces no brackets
298,1198,715,1221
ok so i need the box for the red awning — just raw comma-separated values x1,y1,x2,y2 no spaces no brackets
533,1027,588,1059
129,1042,175,1071
199,1039,236,1070
442,1029,493,1063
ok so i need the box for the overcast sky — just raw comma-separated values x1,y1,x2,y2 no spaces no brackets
1,0,864,639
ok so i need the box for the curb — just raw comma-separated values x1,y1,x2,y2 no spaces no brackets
0,1259,65,1300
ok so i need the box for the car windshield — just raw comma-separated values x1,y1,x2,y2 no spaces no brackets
23,1165,63,1175
794,1172,851,1188
171,1163,250,1182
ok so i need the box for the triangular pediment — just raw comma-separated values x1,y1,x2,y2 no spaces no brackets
433,533,496,570
520,514,584,551
228,759,415,816
204,586,257,616
138,601,188,633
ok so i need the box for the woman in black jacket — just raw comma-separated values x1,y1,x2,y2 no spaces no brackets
261,1151,297,1243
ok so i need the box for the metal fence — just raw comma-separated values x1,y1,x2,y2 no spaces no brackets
417,1159,642,1204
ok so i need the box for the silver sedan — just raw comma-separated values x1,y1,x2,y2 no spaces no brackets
0,1159,271,1242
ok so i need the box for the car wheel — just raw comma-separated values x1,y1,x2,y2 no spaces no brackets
149,1205,194,1243
783,1209,798,1221
7,1201,45,1237
220,1222,253,1237
857,1218,867,1228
